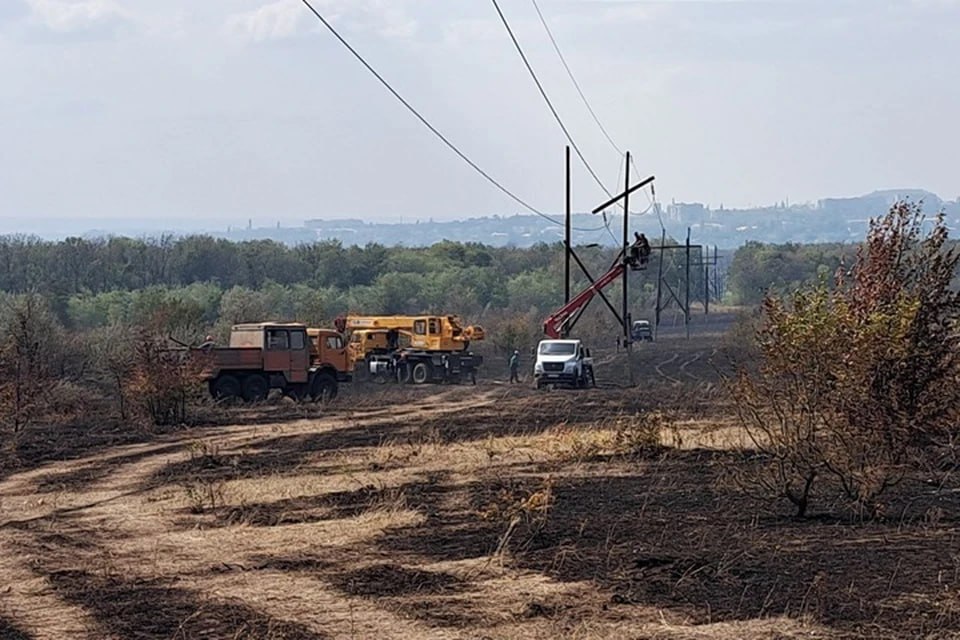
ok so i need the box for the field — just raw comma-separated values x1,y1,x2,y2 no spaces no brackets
1,312,958,639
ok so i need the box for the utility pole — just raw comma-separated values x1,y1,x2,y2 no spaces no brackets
704,245,710,315
622,152,630,348
588,166,654,365
654,228,665,340
565,145,571,305
685,227,691,339
623,152,634,385
714,245,720,303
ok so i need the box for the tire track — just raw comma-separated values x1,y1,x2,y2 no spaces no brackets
680,352,703,381
654,353,681,383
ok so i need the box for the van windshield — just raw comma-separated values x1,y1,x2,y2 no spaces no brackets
539,342,576,355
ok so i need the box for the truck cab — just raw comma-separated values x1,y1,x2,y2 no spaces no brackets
631,320,653,342
534,339,596,389
307,328,352,381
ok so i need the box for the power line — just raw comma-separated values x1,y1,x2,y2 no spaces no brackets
298,0,605,232
530,0,623,157
525,0,658,226
490,0,612,200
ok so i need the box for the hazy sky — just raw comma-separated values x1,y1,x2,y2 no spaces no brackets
2,0,958,230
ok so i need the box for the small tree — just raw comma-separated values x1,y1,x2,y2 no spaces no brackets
0,294,62,440
125,305,204,427
735,202,960,517
126,332,202,426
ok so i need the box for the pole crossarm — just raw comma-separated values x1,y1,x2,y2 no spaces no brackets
591,175,655,214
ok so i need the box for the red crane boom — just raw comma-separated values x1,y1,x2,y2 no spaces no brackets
543,262,625,339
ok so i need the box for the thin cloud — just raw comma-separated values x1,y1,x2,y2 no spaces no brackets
225,0,313,44
25,0,133,34
225,0,418,44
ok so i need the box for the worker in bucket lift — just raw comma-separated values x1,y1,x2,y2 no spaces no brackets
629,232,651,267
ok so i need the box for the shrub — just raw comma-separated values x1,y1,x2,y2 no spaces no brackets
734,202,960,518
0,294,63,439
126,331,203,427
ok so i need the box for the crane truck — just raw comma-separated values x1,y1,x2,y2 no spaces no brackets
534,251,645,389
335,315,484,384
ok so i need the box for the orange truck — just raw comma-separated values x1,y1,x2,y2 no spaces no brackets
200,322,350,402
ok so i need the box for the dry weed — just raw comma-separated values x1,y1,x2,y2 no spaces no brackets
545,411,669,463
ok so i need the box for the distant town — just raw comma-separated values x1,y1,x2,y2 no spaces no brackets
14,188,960,250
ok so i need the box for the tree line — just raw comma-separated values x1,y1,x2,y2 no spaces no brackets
0,235,704,334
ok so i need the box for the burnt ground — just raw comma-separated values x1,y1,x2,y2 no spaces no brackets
0,321,958,639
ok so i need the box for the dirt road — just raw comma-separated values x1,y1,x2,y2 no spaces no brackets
0,357,954,638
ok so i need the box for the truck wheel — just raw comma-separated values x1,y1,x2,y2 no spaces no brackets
411,361,432,385
284,384,309,402
212,375,241,400
242,375,269,402
311,373,338,403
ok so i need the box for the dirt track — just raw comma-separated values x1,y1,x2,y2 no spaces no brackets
0,331,958,639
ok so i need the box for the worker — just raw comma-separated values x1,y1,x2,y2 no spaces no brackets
199,335,216,351
395,351,409,383
509,350,521,383
630,232,651,267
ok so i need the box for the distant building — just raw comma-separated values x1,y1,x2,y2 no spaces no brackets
817,196,888,218
667,202,708,223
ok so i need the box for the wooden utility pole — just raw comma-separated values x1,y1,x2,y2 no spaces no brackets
714,245,720,303
704,245,710,315
685,227,691,339
622,152,630,348
565,145,571,305
623,152,634,385
654,228,665,340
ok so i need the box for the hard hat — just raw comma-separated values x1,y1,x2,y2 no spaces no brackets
514,350,519,354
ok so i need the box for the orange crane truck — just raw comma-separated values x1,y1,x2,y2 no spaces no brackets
334,315,484,384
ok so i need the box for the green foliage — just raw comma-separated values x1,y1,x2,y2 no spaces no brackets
0,235,695,334
507,269,563,314
727,241,851,305
735,202,960,518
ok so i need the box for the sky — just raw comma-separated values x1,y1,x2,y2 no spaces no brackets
1,0,959,233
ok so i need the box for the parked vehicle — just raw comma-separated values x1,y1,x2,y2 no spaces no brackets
533,339,595,389
335,315,484,384
631,320,653,342
200,323,348,402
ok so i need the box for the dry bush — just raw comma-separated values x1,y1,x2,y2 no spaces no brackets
734,202,960,518
126,332,204,426
0,294,63,441
609,411,668,454
547,411,667,463
82,325,137,420
184,479,227,514
479,477,554,562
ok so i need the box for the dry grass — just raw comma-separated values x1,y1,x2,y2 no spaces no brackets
0,329,956,639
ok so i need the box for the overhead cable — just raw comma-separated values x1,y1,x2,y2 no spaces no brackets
490,0,613,199
530,0,623,157
298,0,605,232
